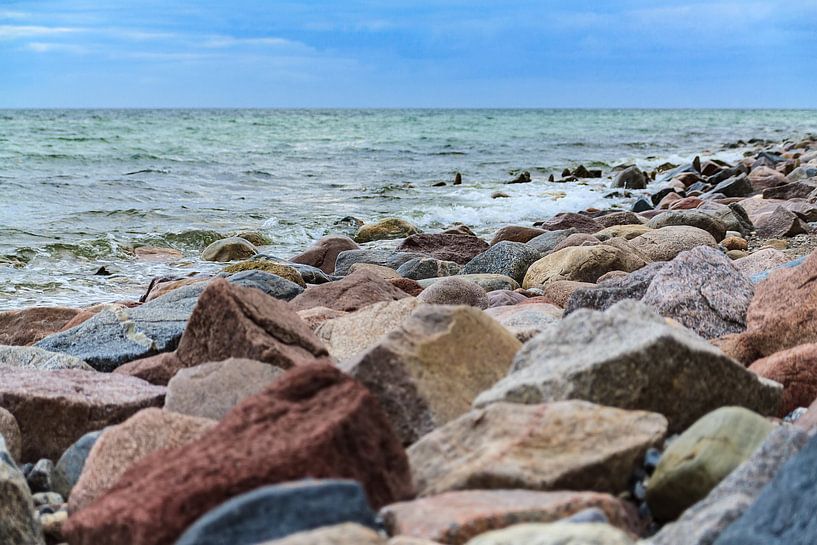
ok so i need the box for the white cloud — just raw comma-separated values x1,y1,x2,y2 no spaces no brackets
24,41,89,53
0,24,80,39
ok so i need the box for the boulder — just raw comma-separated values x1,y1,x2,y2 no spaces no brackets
165,358,284,420
541,280,595,307
551,233,600,252
475,301,781,433
594,211,644,228
69,408,216,513
0,345,92,370
564,262,667,315
416,277,490,309
647,211,727,242
628,226,717,261
290,269,409,312
62,364,413,545
52,430,102,500
297,307,348,330
749,344,817,416
222,260,306,288
381,490,639,544
485,289,527,308
0,407,22,462
0,306,82,346
0,368,165,462
762,181,816,200
707,175,753,198
525,229,578,254
418,274,518,293
397,234,489,265
747,166,787,191
355,218,420,243
786,165,817,182
612,166,647,189
594,224,652,241
754,206,809,238
535,213,603,234
290,235,360,274
341,305,521,444
220,269,306,300
522,245,646,289
201,237,257,262
334,250,426,276
173,481,377,545
392,277,425,296
464,522,634,545
646,407,774,521
732,248,790,278
260,523,384,545
408,400,666,497
397,257,460,280
351,263,402,279
316,298,419,361
0,436,44,545
484,303,563,342
461,241,542,284
490,226,546,245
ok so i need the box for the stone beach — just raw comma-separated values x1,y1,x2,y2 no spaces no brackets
4,134,817,545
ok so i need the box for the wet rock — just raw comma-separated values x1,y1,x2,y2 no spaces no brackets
334,249,426,276
355,218,421,243
490,226,546,245
316,298,419,361
174,480,378,545
408,400,666,497
0,407,22,462
291,269,409,312
465,522,635,545
69,408,215,513
749,344,817,416
0,307,82,346
484,303,563,341
290,235,360,274
0,345,92,370
62,364,413,545
461,241,542,284
396,257,460,280
219,269,304,300
381,490,639,544
632,197,653,212
201,237,258,262
52,431,102,500
646,407,774,521
732,248,790,278
628,226,717,261
341,305,520,444
647,211,727,242
165,358,284,420
612,166,647,189
475,300,781,433
0,436,44,545
0,368,165,462
506,171,531,184
753,206,809,238
534,213,603,234
397,234,489,265
522,245,646,289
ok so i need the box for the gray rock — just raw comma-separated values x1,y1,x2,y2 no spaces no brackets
0,345,92,371
785,165,817,182
762,181,816,200
565,262,667,315
27,459,54,494
474,300,781,433
707,175,753,198
173,480,378,545
418,274,519,292
334,249,425,276
0,408,22,462
754,206,809,238
525,229,578,254
396,257,460,280
628,226,717,262
461,241,543,285
52,430,102,500
416,277,489,308
613,166,647,189
647,211,727,242
0,437,44,545
220,270,304,301
31,492,63,507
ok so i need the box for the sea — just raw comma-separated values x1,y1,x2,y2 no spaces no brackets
2,109,816,309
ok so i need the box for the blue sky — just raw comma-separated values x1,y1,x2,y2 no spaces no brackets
1,1,815,108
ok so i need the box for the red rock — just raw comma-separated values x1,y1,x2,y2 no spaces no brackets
489,226,546,245
381,490,640,544
749,344,817,416
0,306,82,346
396,234,489,265
290,269,410,312
116,278,332,385
390,278,424,296
0,368,165,462
657,192,682,209
534,212,603,234
63,364,414,545
748,166,788,191
290,235,360,274
668,196,704,210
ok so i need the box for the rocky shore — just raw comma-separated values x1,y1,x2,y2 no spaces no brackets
2,135,817,545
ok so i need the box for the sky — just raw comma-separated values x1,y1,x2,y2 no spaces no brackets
1,1,815,108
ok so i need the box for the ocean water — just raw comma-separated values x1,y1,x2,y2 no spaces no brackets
2,108,816,309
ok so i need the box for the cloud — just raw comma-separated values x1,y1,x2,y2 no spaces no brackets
23,41,89,53
0,24,80,39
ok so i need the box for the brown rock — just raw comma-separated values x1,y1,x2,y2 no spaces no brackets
396,234,489,265
144,278,209,302
0,406,22,462
534,213,603,234
0,368,165,462
416,277,490,309
628,226,717,262
484,303,563,342
296,306,348,330
551,233,600,252
60,303,120,330
593,211,644,228
290,269,410,312
668,196,704,210
749,344,817,416
722,236,748,251
349,263,402,279
291,235,360,274
381,490,640,545
341,305,521,444
69,408,216,513
748,166,788,191
489,226,546,245
522,245,646,289
593,224,652,241
408,401,666,497
222,260,306,287
754,206,809,238
63,364,413,545
0,306,82,346
657,192,682,209
541,280,595,307
391,277,425,296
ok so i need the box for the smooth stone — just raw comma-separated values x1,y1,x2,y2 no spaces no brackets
222,260,305,287
628,226,717,261
754,206,809,238
51,431,102,500
490,226,546,245
522,245,646,289
417,274,519,292
396,234,489,266
219,269,305,300
396,257,460,280
355,218,420,243
290,269,410,312
732,248,790,279
464,522,634,545
416,277,490,309
594,224,652,241
201,237,257,262
525,228,578,254
0,306,82,346
612,165,647,189
334,249,426,276
253,254,333,284
350,263,402,279
290,235,360,274
484,303,563,342
485,289,528,308
594,211,645,228
535,213,603,234
0,407,22,462
27,458,54,494
541,280,595,307
0,436,44,545
749,343,817,416
461,241,542,284
259,523,384,545
647,211,727,242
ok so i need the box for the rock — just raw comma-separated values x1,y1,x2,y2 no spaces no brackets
221,269,305,300
461,241,542,285
475,300,781,433
69,408,215,513
259,523,384,545
253,255,333,284
594,211,644,228
222,260,305,287
381,489,639,544
355,218,420,243
297,307,348,330
165,358,284,420
552,233,601,252
396,257,460,280
522,245,646,289
564,262,667,315
485,289,527,308
408,400,666,497
341,305,521,444
464,522,635,545
732,248,790,278
646,425,808,545
0,345,92,370
647,211,727,242
0,436,44,545
0,407,22,462
506,171,531,184
291,269,410,312
669,196,705,210
597,270,628,282
707,175,753,198
351,263,403,279
594,224,652,241
525,229,578,254
490,226,546,245
416,277,490,309
747,166,788,191
316,298,419,361
628,226,717,261
52,431,101,500
541,280,595,307
739,197,817,224
391,277,425,296
201,237,257,262
749,344,817,416
646,407,774,521
334,249,425,276
0,368,165,462
712,432,817,545
133,246,183,262
27,458,54,493
62,365,413,545
754,206,809,238
174,480,378,545
762,181,816,200
785,164,817,182
613,166,648,189
291,235,360,274
397,234,489,266
418,274,519,293
0,307,82,346
535,213,603,234
632,197,653,212
484,303,563,342
721,236,747,251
